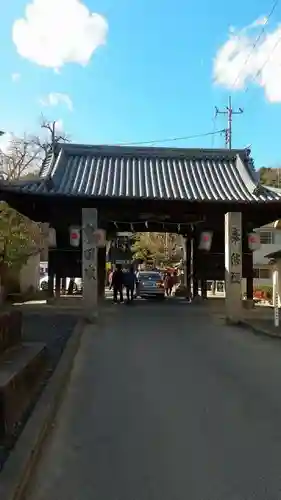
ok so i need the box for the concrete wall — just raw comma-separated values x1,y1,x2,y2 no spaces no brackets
19,254,40,293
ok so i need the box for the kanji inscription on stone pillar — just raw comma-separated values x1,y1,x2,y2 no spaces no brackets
225,212,242,322
82,208,98,317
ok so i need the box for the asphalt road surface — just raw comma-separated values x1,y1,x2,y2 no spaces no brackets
26,300,281,500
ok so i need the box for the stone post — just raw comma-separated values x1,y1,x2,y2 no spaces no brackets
225,212,242,323
273,260,281,309
192,232,199,298
82,208,98,321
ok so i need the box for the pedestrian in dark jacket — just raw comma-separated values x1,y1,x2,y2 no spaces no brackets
124,267,136,303
110,264,124,303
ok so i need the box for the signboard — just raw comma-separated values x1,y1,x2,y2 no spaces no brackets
273,269,279,328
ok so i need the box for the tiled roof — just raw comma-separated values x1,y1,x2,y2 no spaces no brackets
2,144,281,203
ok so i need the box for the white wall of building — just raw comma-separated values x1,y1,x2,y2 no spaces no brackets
251,225,281,287
253,230,281,265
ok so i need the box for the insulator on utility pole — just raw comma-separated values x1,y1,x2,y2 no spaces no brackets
215,96,243,150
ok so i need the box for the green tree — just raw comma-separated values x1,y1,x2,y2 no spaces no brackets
0,202,44,297
0,117,69,298
0,201,44,266
132,232,183,266
258,166,281,187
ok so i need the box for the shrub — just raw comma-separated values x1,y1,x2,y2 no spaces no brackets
254,285,273,300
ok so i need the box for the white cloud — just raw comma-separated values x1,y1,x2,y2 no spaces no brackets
40,92,73,111
11,72,21,82
54,119,64,133
12,0,108,69
213,18,281,102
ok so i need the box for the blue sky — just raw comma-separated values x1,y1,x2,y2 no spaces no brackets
0,0,281,168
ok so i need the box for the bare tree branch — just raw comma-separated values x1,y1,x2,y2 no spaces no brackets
0,133,42,181
0,116,70,180
39,114,70,160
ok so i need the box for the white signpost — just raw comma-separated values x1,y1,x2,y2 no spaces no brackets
273,269,279,328
225,212,242,323
82,208,98,320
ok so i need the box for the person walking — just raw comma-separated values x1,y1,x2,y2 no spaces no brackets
110,264,124,303
124,266,136,303
172,270,179,296
164,272,173,296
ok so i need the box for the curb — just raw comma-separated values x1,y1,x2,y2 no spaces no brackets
0,318,86,500
239,320,281,339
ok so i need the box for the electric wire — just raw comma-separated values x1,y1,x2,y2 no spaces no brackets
116,129,225,147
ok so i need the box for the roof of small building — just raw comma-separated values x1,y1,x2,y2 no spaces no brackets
265,250,281,260
1,143,281,203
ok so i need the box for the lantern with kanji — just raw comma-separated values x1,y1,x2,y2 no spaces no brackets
48,227,57,247
69,226,80,247
198,231,213,251
248,232,261,251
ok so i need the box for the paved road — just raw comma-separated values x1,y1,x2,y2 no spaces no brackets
26,301,281,500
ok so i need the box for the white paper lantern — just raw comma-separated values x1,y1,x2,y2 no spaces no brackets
198,231,213,251
69,226,80,247
248,232,261,251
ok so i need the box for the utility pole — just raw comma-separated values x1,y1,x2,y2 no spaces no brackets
215,96,243,150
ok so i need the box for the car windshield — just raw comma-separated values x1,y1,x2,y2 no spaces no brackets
139,273,161,280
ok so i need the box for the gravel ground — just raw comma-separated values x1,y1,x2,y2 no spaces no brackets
0,311,77,470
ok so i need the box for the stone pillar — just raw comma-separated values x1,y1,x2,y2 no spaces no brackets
277,261,281,308
225,212,242,323
273,264,280,327
82,208,98,320
192,232,199,298
272,260,281,309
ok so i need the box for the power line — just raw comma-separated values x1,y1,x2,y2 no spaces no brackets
232,0,279,88
247,28,281,93
211,114,219,147
117,129,225,147
239,25,281,114
215,96,243,149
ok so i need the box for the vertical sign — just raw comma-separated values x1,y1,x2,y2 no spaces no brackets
225,212,242,322
273,269,279,328
82,208,98,317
